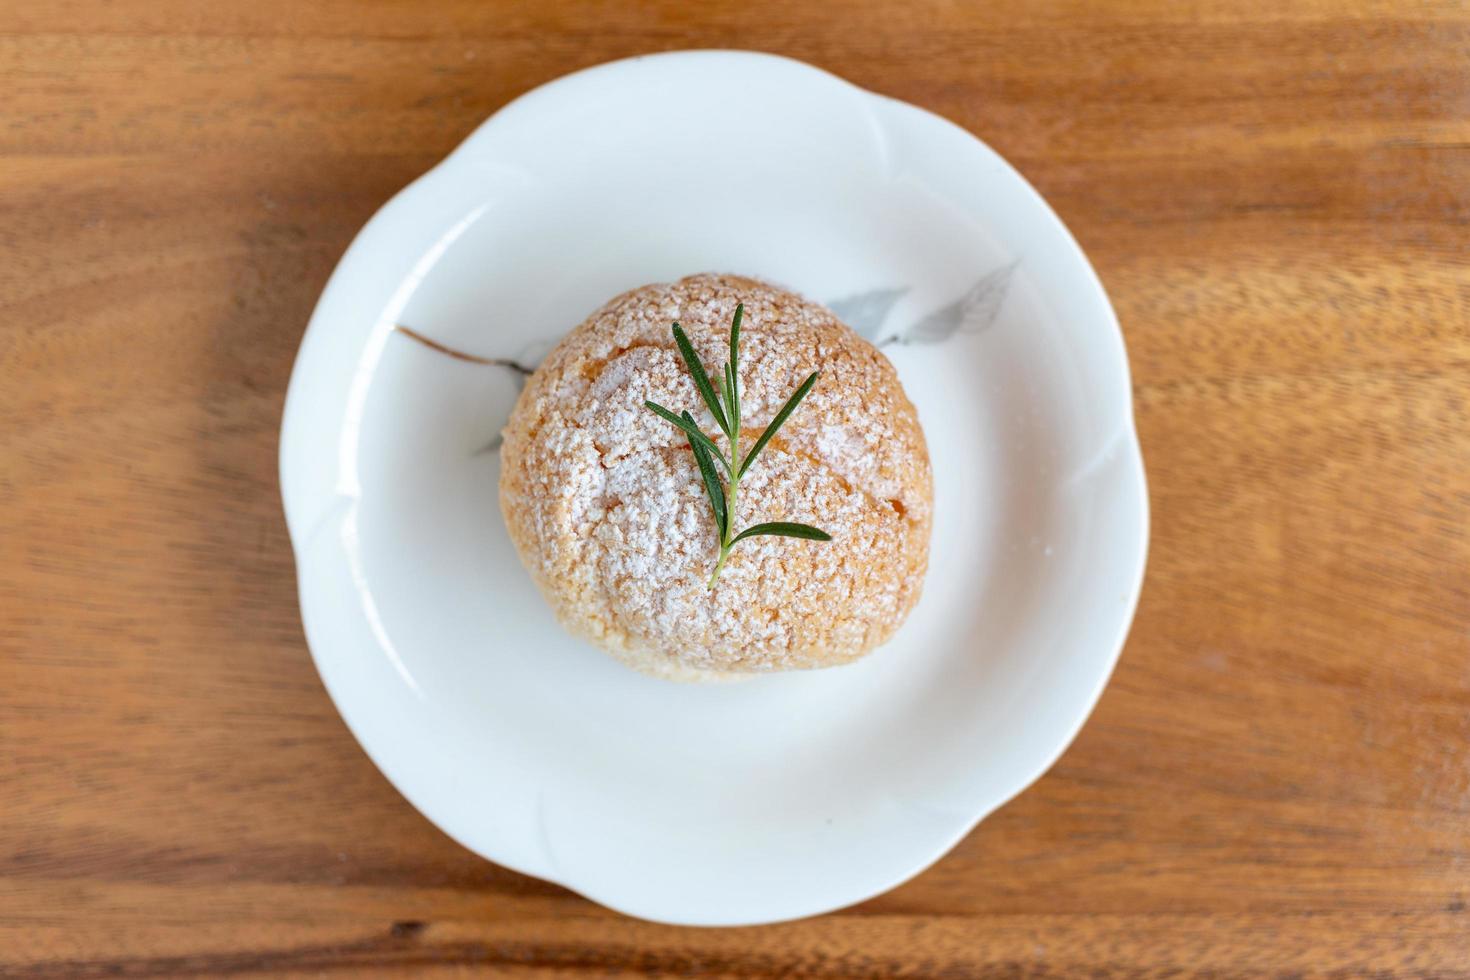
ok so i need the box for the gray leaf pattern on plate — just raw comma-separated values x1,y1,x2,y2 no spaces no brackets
887,261,1018,347
826,262,1018,348
827,287,910,342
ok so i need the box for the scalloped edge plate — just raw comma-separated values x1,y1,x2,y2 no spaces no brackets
280,50,1148,925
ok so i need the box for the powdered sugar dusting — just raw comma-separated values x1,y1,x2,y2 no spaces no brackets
499,274,932,679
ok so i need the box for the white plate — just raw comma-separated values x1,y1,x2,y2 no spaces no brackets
280,50,1147,926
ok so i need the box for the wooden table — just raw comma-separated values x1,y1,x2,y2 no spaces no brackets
4,1,1468,975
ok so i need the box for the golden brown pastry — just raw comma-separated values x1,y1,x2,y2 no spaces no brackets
500,274,932,680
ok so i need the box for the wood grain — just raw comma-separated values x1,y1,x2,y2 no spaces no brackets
3,1,1468,976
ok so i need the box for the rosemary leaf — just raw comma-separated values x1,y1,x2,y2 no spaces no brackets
671,323,729,436
683,410,727,538
730,302,743,370
729,304,742,429
644,400,728,469
732,522,833,543
718,362,733,427
737,371,820,478
724,361,739,431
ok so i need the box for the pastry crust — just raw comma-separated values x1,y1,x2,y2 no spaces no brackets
499,274,932,680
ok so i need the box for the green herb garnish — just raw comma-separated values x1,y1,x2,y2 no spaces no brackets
645,303,832,587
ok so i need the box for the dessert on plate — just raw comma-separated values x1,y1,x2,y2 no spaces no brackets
499,274,931,681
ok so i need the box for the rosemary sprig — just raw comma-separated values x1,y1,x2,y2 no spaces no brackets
645,303,832,587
